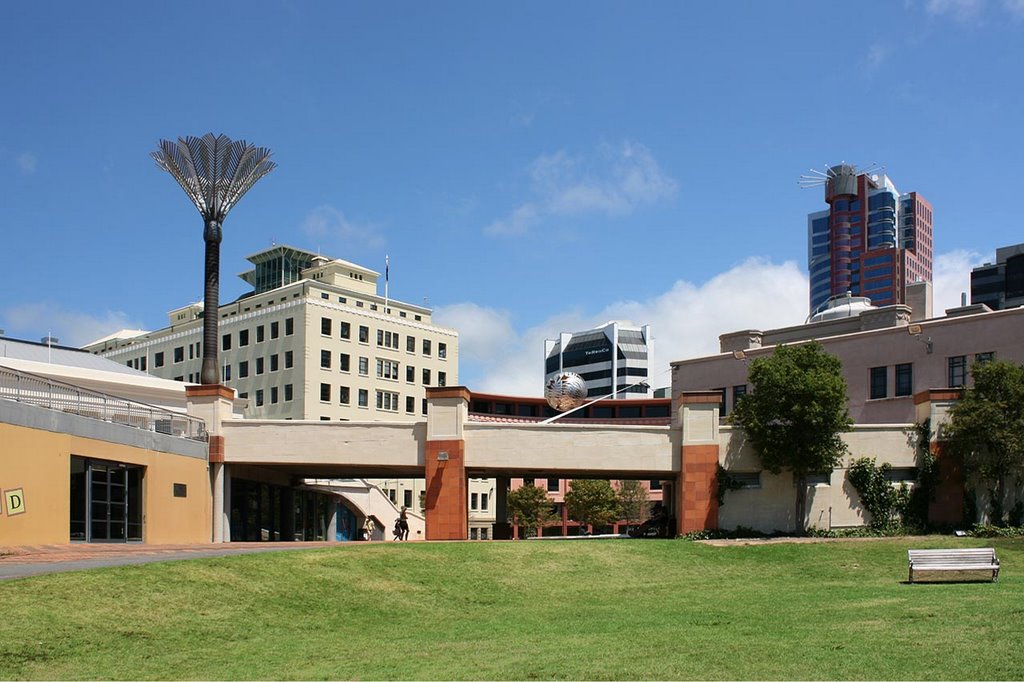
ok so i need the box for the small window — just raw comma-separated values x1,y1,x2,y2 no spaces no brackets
270,386,279,404
728,472,761,489
154,352,165,368
321,317,332,336
256,325,265,343
340,321,350,339
285,317,294,336
271,321,280,339
238,329,249,347
895,363,913,397
948,356,967,388
438,371,446,387
270,354,279,372
359,357,368,376
407,336,415,352
284,384,293,402
174,346,184,363
423,339,432,356
340,386,350,404
422,368,431,385
870,366,888,399
321,350,331,369
358,389,368,407
359,326,369,343
438,343,447,359
471,493,478,510
222,334,231,351
547,478,559,492
481,493,489,511
255,389,264,407
406,365,415,383
285,351,294,369
238,361,249,378
255,357,264,375
173,483,187,498
406,396,415,413
222,364,231,382
339,353,350,372
320,383,331,402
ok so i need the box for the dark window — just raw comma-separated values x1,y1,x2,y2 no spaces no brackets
321,317,331,335
975,352,995,364
285,317,294,336
650,479,663,491
439,343,447,359
285,351,293,369
340,386,350,404
256,325,264,343
438,371,447,387
154,352,164,368
340,353,350,372
271,386,279,404
895,363,913,397
284,384,293,401
320,383,331,401
239,329,249,347
406,365,415,382
547,478,559,492
238,361,249,378
358,389,368,407
255,389,264,407
422,398,428,415
270,321,280,339
174,346,184,363
321,350,331,369
222,334,231,351
173,483,187,498
423,339,432,355
407,336,415,352
870,366,888,399
406,396,415,413
270,354,279,372
732,384,747,408
255,357,264,375
222,365,232,382
423,368,431,385
359,325,369,343
340,321,350,339
948,356,967,387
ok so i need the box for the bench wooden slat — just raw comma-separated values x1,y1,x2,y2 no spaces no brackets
907,548,999,583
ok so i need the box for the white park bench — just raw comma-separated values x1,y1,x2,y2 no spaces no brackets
908,548,1000,583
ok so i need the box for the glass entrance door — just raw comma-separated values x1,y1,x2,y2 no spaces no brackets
71,457,144,542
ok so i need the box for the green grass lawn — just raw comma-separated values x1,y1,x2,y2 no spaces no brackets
1,537,1022,680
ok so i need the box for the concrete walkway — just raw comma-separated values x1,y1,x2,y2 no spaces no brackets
0,541,349,581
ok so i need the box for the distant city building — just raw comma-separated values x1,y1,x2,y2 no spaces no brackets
544,321,651,399
807,165,933,316
971,243,1024,311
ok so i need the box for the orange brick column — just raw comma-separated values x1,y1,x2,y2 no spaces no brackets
914,389,965,527
185,384,236,542
424,439,467,540
676,392,722,535
424,387,471,541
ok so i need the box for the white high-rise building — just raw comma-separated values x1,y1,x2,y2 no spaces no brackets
544,321,652,399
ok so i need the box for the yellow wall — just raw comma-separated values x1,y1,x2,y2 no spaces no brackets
0,422,211,545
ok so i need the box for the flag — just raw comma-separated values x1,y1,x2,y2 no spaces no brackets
385,254,389,283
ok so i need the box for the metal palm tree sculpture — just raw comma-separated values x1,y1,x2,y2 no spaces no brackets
152,133,276,385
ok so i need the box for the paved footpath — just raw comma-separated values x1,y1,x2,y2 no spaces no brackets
0,542,345,581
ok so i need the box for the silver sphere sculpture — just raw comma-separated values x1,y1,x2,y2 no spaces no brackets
545,372,588,412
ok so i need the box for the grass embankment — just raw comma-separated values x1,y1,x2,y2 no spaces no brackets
1,537,1022,680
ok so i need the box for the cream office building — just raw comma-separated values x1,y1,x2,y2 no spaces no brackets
83,245,482,530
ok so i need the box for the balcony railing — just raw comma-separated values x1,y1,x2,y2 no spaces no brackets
0,366,207,441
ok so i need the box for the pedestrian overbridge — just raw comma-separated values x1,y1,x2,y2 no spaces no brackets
189,386,720,541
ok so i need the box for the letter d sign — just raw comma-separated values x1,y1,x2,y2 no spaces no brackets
4,488,26,516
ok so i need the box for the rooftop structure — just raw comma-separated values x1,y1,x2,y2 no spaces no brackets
971,242,1024,311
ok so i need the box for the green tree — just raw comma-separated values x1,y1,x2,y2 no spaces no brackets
943,359,1024,525
617,480,650,531
565,479,621,533
507,484,554,538
730,342,853,533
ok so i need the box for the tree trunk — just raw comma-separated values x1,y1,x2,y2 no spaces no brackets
200,221,222,385
794,473,808,534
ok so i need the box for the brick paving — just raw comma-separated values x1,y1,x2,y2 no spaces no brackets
0,541,345,580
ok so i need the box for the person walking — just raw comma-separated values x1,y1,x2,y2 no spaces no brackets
399,507,410,541
363,516,375,541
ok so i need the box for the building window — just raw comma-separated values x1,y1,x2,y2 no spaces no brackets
174,346,184,363
222,364,231,382
255,389,264,407
523,478,535,487
256,325,265,343
222,334,231,351
340,321,350,339
271,321,279,339
732,384,747,408
239,329,249,347
270,354,279,372
895,363,913,397
870,366,888,399
359,325,369,343
340,386,350,404
238,361,249,378
320,383,331,402
358,389,368,407
359,357,369,376
422,368,431,385
270,386,279,404
406,396,415,413
975,352,995,364
321,317,332,336
339,353,350,372
377,359,400,380
438,342,447,359
285,317,294,336
154,352,164,368
406,365,415,383
406,336,415,353
376,390,399,412
948,356,967,387
650,479,663,491
481,493,489,511
404,490,413,508
728,472,761,489
284,384,293,402
438,371,447,387
471,493,478,510
547,478,559,492
285,351,294,369
377,330,399,349
423,339,432,356
714,387,727,416
256,357,265,375
422,398,427,415
321,350,331,369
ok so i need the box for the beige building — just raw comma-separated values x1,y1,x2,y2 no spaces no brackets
82,245,482,534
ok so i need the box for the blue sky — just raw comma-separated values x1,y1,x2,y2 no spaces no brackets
1,1,1021,394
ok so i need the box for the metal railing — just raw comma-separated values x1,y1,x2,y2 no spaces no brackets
0,365,207,441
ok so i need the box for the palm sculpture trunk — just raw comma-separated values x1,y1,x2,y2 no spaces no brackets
152,134,275,385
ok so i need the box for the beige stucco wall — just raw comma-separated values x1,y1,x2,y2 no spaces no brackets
717,423,919,533
0,422,210,545
463,423,676,475
222,419,425,470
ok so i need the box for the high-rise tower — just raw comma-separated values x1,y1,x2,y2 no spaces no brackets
805,164,933,316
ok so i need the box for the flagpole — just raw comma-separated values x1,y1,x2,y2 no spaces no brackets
384,254,390,313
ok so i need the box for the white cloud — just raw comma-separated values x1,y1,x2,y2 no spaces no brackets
1003,0,1024,17
864,44,891,72
441,250,989,396
301,205,385,249
925,0,985,21
439,258,808,396
16,152,37,175
486,141,678,237
1,303,146,347
931,248,985,313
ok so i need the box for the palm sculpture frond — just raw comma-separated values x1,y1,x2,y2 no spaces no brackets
153,133,275,385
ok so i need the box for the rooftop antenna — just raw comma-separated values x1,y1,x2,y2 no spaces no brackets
798,161,884,189
152,133,276,384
